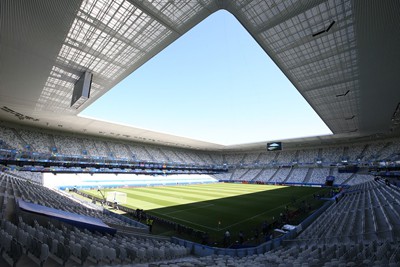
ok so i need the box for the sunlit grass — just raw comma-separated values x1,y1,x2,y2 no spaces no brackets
83,183,326,244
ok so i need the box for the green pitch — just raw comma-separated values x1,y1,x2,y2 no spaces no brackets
82,183,327,243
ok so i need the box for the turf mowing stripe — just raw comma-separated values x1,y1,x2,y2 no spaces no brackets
173,183,268,192
142,184,246,198
190,184,285,194
136,187,234,206
117,189,185,207
150,184,238,194
127,187,220,204
149,188,235,200
133,187,210,202
159,184,272,196
146,187,226,200
162,186,260,198
82,189,165,209
118,187,226,208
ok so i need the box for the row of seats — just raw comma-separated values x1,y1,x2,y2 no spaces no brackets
1,173,137,228
1,171,400,266
132,239,400,267
298,180,400,243
227,167,373,186
0,219,49,267
0,172,191,266
1,124,400,166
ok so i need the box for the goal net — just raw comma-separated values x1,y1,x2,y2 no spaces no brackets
106,191,127,204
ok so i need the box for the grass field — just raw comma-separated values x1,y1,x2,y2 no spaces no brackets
82,183,327,245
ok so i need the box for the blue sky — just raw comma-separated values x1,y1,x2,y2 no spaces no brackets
80,10,332,145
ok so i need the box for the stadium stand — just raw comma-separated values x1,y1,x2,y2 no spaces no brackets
286,168,309,184
82,138,109,158
181,151,206,165
53,135,83,156
378,140,400,161
1,124,399,185
253,168,278,183
161,148,185,164
225,154,245,165
345,144,367,162
242,152,260,165
161,180,400,267
17,129,52,154
230,168,249,181
1,0,400,265
2,123,398,174
270,167,292,183
107,142,132,160
256,152,276,166
2,169,397,267
242,169,263,182
0,126,22,150
1,123,399,267
321,146,344,164
145,147,169,162
330,169,353,186
212,172,233,181
346,174,375,186
297,149,319,164
0,172,191,266
363,142,387,162
308,168,331,184
275,151,296,166
6,171,43,185
127,144,153,161
208,153,224,165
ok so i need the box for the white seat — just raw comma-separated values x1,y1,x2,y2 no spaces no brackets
146,246,154,260
137,248,146,261
40,243,49,264
51,239,58,254
89,243,97,259
73,243,82,258
119,246,127,262
95,246,103,263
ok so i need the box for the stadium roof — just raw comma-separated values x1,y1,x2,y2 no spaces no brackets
0,0,399,151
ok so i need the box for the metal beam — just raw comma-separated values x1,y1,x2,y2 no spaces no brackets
273,19,354,55
300,77,358,93
255,0,327,34
126,0,182,35
77,11,147,53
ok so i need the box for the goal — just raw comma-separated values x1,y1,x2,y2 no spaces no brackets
106,191,127,204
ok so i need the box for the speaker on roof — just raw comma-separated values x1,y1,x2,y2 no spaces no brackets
71,71,93,109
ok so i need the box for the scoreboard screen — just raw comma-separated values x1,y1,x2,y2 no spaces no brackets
267,142,282,151
71,71,93,109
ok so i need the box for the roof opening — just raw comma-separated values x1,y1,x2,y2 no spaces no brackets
79,10,332,145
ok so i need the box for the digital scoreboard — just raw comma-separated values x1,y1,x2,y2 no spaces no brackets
267,142,282,151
